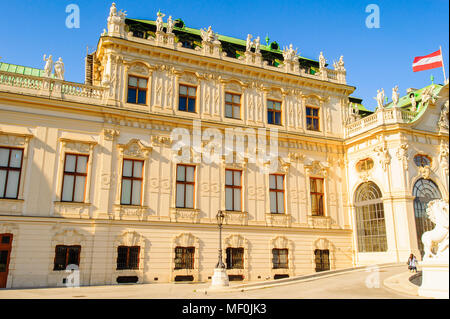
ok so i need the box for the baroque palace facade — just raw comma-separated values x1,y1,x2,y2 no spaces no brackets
0,4,448,288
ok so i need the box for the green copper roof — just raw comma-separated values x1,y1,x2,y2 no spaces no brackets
126,18,319,64
0,61,47,77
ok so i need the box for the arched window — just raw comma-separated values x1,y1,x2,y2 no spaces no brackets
413,179,441,255
354,182,387,252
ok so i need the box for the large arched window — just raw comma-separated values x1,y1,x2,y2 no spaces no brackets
354,182,387,252
413,178,441,255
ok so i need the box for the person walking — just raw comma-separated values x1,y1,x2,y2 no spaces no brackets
407,254,418,273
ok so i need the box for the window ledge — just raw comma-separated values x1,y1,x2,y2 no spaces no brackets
0,198,24,215
170,207,200,223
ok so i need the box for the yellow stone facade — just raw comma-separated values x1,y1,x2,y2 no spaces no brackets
0,5,448,288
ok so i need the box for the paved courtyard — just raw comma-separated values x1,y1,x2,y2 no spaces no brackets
0,265,427,299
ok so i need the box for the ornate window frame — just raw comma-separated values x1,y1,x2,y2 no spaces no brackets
303,95,323,133
111,231,146,284
0,131,33,216
269,236,294,278
53,138,97,219
305,161,331,229
112,139,152,221
224,234,249,281
123,61,151,109
170,233,200,282
47,227,87,287
0,223,19,288
312,238,335,272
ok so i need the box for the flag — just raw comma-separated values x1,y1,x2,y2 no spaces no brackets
412,49,444,72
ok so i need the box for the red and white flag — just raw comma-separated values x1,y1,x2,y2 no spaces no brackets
412,49,444,72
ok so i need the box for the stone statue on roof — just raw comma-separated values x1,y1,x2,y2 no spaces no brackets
246,34,253,52
43,54,53,77
374,89,385,110
201,26,219,44
107,3,126,37
409,92,417,112
319,52,326,69
166,15,174,34
54,57,65,80
421,85,436,106
283,44,298,62
156,11,165,33
392,85,399,107
254,36,261,54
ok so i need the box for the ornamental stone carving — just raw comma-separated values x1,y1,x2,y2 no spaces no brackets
373,145,391,171
53,202,91,219
111,204,150,221
151,135,172,147
107,2,127,38
223,211,248,226
422,199,449,260
396,143,409,169
170,208,200,223
307,215,332,229
118,139,152,158
418,165,432,180
103,128,119,141
0,199,24,216
305,160,328,177
265,213,292,227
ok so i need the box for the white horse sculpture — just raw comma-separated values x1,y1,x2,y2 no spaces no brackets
421,199,449,260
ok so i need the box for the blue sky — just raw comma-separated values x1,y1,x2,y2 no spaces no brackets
1,0,448,110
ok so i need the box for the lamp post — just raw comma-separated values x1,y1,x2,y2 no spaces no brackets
210,210,229,288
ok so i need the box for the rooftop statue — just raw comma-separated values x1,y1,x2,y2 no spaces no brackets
409,92,417,112
319,52,326,69
54,57,65,80
421,85,436,106
246,34,253,52
282,44,298,62
374,88,385,109
107,2,126,36
166,15,174,34
392,85,399,106
201,26,219,44
254,36,261,54
333,55,345,71
421,199,449,261
156,11,165,33
43,54,53,77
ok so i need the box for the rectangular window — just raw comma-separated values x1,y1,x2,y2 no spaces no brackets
127,76,148,105
116,246,140,270
226,247,244,269
310,178,324,216
306,106,320,131
174,247,195,269
225,92,241,119
53,245,81,271
272,248,288,269
61,154,88,202
178,84,196,112
0,147,23,199
176,165,195,208
267,100,282,125
269,174,285,214
120,159,144,206
225,169,242,211
314,249,330,272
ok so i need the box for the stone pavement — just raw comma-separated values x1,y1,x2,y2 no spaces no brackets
0,264,428,299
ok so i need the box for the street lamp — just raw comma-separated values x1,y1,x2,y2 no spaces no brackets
210,210,229,288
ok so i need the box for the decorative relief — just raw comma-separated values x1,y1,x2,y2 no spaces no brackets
151,135,172,147
306,96,320,106
111,204,149,221
180,72,198,86
53,201,91,219
0,199,24,216
418,165,432,180
51,227,86,246
265,213,292,227
0,133,32,147
223,211,248,226
288,152,305,163
118,139,152,158
128,63,150,76
170,208,200,223
395,143,409,169
101,172,114,190
439,140,449,175
305,160,328,177
307,215,332,229
103,128,119,141
373,145,391,171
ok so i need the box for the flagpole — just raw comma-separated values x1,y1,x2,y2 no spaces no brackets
440,46,447,84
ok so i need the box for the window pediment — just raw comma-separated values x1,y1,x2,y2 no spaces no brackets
118,139,152,158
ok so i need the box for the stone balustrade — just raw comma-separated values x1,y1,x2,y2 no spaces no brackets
345,107,418,138
0,70,107,104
